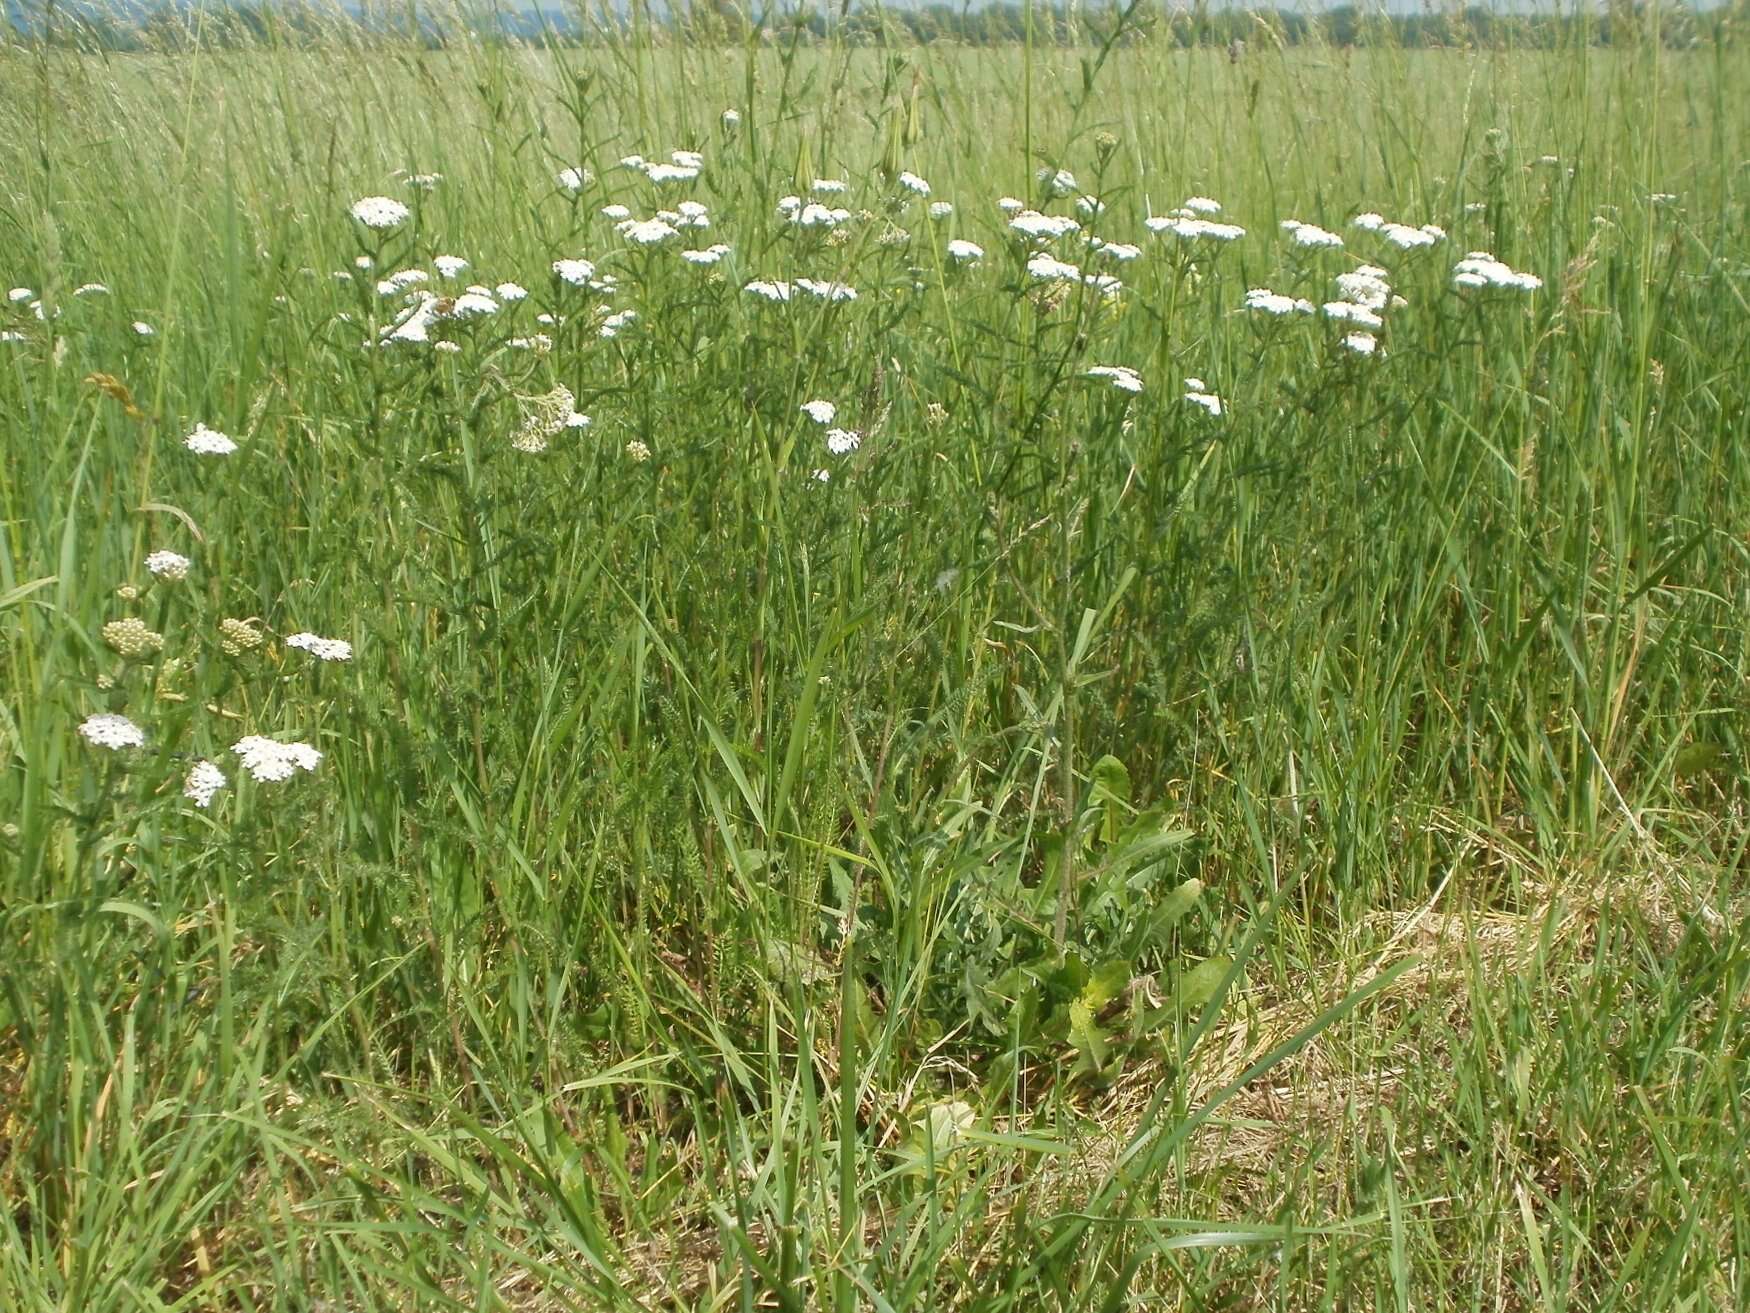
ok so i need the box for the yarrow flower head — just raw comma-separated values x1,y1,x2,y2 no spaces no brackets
1090,239,1142,262
896,171,931,197
1010,210,1081,241
800,400,837,424
513,384,584,454
219,617,265,656
599,309,638,338
557,166,592,193
80,712,145,751
1183,379,1224,416
1026,252,1081,282
721,108,742,128
285,632,354,662
434,255,469,278
1323,300,1384,329
183,760,226,807
825,428,861,455
145,550,191,581
1085,365,1143,393
350,196,411,230
1145,213,1246,242
1452,251,1542,291
103,617,164,660
643,160,700,184
681,244,732,265
377,269,427,296
928,201,954,221
1281,219,1344,249
447,291,498,318
1353,211,1445,249
552,258,598,286
184,423,237,456
795,278,857,302
618,217,679,245
233,734,323,783
1243,287,1316,316
947,239,984,263
1335,266,1393,310
1037,167,1078,197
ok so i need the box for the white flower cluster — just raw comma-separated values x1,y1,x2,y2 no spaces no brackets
1183,377,1224,416
1085,365,1143,394
1145,209,1246,243
183,760,226,807
1353,212,1446,249
145,550,191,581
619,217,678,245
794,278,857,303
183,423,237,455
1281,219,1344,249
513,384,589,453
1088,239,1141,262
285,632,353,662
599,309,638,337
781,196,853,228
1453,251,1542,291
233,735,323,783
1244,288,1316,316
1037,167,1078,197
350,196,410,229
1026,253,1081,281
80,712,145,750
552,257,597,286
1009,211,1081,241
622,149,703,184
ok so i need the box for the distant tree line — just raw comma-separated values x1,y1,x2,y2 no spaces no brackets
5,0,1744,53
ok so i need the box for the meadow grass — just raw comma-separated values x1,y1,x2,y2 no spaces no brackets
2,9,1749,1309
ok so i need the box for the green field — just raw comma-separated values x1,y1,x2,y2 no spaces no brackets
3,14,1749,1310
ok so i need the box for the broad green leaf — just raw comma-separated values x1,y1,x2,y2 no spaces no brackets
1674,742,1728,778
1176,955,1234,1013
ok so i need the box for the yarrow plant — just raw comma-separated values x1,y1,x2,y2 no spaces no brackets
184,423,237,455
79,712,145,751
233,735,323,783
145,550,191,581
350,196,411,229
284,633,354,662
1085,365,1144,393
183,760,226,807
